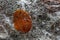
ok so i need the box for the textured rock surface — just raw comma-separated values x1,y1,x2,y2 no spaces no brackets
0,0,60,40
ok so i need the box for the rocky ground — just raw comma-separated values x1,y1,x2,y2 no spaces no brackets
0,0,60,40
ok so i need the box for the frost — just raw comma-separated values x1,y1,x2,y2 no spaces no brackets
56,36,60,40
0,0,60,40
16,0,31,10
0,33,9,39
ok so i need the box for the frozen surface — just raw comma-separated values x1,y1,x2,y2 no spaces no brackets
0,0,60,40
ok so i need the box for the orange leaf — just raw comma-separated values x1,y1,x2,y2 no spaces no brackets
13,9,32,33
